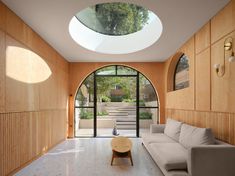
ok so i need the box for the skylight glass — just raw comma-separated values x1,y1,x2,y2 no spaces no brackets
75,2,152,36
69,2,163,54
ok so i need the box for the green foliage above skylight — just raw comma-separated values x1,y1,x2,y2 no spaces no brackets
76,2,150,36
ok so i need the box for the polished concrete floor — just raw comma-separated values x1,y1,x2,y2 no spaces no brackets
15,138,164,176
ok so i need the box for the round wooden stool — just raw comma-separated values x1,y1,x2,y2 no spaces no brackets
111,136,133,166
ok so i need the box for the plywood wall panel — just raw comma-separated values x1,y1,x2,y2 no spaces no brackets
166,88,193,109
195,48,211,111
229,113,235,144
0,111,67,176
211,31,235,113
39,64,58,110
0,31,5,113
165,2,235,146
57,70,69,109
166,37,195,110
57,53,69,73
5,35,40,112
211,0,235,43
29,33,55,65
195,22,210,54
0,3,6,31
6,9,28,46
0,3,69,175
166,109,235,145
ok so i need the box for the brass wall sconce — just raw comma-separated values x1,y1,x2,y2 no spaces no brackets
214,37,235,77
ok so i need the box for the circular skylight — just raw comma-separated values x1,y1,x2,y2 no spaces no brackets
69,2,163,54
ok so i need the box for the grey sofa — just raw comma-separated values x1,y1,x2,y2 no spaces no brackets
142,119,235,176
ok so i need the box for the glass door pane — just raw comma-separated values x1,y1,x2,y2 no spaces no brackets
139,73,159,137
117,65,137,75
96,66,116,75
139,108,158,136
75,74,94,137
139,73,158,107
96,76,137,137
75,108,94,137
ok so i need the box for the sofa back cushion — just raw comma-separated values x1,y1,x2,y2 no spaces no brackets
164,118,183,141
179,124,215,148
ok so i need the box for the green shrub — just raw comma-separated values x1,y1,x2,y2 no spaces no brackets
122,98,135,102
111,96,122,102
101,96,111,102
97,111,109,116
139,100,145,106
140,111,152,119
80,110,93,119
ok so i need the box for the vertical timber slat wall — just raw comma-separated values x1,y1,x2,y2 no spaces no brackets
0,2,69,176
165,1,235,145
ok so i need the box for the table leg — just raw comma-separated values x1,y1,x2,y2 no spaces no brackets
129,151,133,166
111,151,114,165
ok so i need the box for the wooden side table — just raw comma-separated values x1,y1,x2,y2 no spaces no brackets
111,136,133,166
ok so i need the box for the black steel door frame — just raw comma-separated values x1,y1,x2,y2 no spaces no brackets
94,73,139,137
74,65,159,138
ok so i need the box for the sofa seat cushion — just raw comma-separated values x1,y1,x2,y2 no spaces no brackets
179,124,215,149
149,142,187,171
142,133,177,145
164,118,183,141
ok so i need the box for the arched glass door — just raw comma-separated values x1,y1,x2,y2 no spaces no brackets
74,65,159,137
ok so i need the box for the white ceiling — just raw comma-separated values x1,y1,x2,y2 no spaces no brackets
2,0,230,62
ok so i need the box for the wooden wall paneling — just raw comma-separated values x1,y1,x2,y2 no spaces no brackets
59,111,65,140
5,35,40,112
57,70,69,109
166,37,195,110
195,48,211,111
39,63,58,110
34,112,40,157
211,0,235,44
0,111,68,176
229,113,235,144
38,111,44,153
220,113,230,142
0,30,5,113
51,111,56,145
0,114,3,176
0,2,6,31
29,33,55,65
0,3,69,175
63,110,68,138
165,2,235,146
166,109,235,145
166,53,183,92
195,22,210,54
6,8,28,46
57,54,69,110
183,37,195,97
56,53,69,73
211,31,235,113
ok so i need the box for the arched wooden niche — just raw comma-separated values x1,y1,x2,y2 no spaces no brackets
167,52,190,92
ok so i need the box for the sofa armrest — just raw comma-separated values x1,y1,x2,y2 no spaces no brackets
187,145,235,176
150,124,165,133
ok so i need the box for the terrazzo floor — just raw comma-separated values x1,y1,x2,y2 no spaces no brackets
14,138,164,176
76,128,149,137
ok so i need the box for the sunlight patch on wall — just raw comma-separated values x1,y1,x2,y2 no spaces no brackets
6,46,52,84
